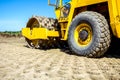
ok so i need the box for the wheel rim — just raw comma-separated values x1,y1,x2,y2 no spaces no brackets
74,23,92,46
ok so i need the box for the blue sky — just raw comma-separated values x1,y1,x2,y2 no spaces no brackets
0,0,56,31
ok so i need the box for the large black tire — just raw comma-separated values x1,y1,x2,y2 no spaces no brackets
68,11,111,57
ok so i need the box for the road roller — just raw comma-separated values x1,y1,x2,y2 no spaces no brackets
22,0,120,57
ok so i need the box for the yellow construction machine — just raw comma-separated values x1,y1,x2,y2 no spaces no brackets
22,0,120,57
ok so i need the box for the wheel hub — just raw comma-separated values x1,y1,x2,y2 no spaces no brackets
79,29,88,41
74,23,92,46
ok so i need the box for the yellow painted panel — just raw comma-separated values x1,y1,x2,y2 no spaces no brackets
116,0,120,38
55,9,61,19
108,0,118,23
75,0,107,7
32,28,48,39
32,28,59,38
22,28,31,39
22,27,59,40
47,31,59,37
22,28,48,40
116,0,120,17
108,0,120,38
115,23,120,38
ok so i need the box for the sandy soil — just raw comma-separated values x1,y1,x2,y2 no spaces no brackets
0,36,120,80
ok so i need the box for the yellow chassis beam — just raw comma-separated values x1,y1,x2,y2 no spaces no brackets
22,28,60,40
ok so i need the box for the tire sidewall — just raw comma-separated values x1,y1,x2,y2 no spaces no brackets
68,13,101,56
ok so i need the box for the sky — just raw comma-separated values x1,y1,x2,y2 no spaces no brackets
0,0,56,31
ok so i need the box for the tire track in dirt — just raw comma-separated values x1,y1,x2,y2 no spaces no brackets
83,58,106,80
72,57,90,80
94,58,120,80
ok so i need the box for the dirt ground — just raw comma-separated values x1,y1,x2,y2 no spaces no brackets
0,36,120,80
